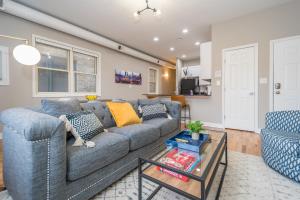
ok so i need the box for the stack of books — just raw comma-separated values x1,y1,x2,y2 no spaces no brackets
156,148,202,182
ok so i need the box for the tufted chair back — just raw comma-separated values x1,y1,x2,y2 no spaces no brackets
265,110,300,133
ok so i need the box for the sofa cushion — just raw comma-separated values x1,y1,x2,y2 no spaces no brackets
106,102,142,127
261,129,300,158
67,132,129,181
138,98,160,106
109,124,160,150
143,118,179,136
65,111,104,141
140,103,168,121
41,98,81,117
128,100,139,116
80,101,116,128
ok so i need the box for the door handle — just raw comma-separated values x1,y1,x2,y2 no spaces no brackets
275,83,281,89
249,92,254,96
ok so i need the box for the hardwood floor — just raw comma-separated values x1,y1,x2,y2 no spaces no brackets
0,128,261,191
225,129,261,156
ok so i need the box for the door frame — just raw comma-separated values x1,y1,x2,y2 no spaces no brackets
269,35,300,112
222,43,259,132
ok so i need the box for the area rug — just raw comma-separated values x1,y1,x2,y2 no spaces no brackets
0,152,299,200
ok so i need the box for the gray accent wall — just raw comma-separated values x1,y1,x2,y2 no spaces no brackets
0,12,175,112
203,0,300,128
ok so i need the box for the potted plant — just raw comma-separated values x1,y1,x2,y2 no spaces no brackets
187,121,205,140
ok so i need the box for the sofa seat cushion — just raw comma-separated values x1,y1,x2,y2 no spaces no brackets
261,129,300,158
109,124,160,151
143,118,179,136
67,132,129,181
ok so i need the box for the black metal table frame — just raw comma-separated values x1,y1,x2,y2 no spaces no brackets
138,132,227,200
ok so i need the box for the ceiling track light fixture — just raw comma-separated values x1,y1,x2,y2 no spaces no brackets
134,0,161,18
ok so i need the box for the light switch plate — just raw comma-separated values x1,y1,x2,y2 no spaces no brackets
214,70,222,78
216,80,221,86
259,78,268,84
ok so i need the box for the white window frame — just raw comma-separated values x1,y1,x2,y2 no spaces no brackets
148,67,159,94
0,46,9,85
32,35,101,97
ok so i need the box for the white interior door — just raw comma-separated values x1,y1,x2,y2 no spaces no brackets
273,37,300,111
224,46,256,131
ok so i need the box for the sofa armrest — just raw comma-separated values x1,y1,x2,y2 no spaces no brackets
0,108,63,141
0,108,67,200
265,111,300,133
161,100,181,120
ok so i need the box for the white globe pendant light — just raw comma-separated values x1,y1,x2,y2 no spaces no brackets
13,44,41,65
0,34,41,66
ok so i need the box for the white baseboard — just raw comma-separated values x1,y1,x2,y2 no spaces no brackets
181,121,225,130
203,122,225,130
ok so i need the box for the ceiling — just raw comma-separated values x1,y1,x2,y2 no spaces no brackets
13,0,293,64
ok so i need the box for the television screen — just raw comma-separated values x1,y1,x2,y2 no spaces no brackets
181,79,196,90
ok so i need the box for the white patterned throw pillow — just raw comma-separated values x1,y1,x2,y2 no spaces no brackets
139,103,170,121
59,111,104,147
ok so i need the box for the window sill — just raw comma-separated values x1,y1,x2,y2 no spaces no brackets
33,92,100,98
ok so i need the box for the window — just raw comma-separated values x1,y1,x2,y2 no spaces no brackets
33,36,101,97
148,68,158,94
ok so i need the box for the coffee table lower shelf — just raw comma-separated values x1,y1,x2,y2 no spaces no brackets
138,133,227,200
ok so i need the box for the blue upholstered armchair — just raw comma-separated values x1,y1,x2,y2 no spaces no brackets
261,111,300,182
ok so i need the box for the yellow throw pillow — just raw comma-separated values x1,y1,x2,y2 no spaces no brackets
106,102,142,128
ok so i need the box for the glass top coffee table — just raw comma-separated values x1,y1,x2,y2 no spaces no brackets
138,130,227,200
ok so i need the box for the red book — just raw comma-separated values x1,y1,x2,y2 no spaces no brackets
156,148,200,182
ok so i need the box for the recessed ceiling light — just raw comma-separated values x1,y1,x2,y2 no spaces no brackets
182,28,189,34
195,41,200,46
182,54,187,58
153,37,159,42
170,47,175,51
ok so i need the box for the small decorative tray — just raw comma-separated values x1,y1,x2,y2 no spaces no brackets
165,130,209,153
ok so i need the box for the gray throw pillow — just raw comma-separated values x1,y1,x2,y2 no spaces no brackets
41,98,81,117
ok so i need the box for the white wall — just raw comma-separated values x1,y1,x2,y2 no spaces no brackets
0,12,175,111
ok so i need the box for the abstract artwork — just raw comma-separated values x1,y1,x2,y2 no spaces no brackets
115,69,142,85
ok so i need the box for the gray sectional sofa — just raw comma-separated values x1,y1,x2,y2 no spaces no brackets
0,99,181,200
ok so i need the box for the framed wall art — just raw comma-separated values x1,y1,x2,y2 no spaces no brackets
115,69,142,85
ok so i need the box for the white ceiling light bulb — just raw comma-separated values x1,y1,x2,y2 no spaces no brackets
195,41,200,46
13,44,41,65
182,54,187,58
153,37,159,42
182,28,189,34
169,47,175,51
